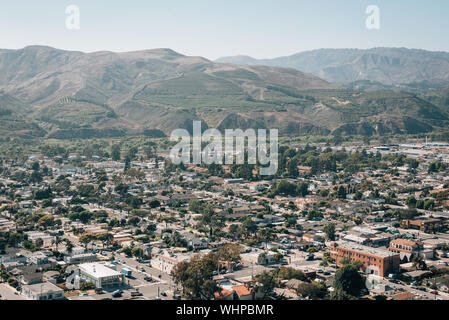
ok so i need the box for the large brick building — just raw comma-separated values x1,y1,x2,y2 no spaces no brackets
401,219,445,233
330,241,400,277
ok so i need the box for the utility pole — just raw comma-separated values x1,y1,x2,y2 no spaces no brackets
434,276,437,300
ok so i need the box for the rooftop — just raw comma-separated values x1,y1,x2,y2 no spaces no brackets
78,262,122,278
333,241,399,258
23,281,63,294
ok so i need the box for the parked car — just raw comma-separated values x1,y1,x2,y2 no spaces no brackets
112,290,122,298
131,291,143,297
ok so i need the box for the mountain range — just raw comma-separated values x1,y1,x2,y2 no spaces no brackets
1,46,449,139
216,48,449,91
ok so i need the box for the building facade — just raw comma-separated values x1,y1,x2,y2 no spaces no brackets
330,241,400,277
78,263,124,289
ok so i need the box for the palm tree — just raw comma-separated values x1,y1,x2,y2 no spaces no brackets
63,239,73,253
53,236,62,251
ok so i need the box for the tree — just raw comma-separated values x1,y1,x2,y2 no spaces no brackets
323,223,336,241
333,263,365,297
330,289,358,300
337,186,347,199
406,196,417,208
276,267,307,281
77,184,96,198
412,255,427,271
256,271,276,299
31,161,40,171
132,247,144,259
37,215,55,228
128,216,141,226
213,244,241,271
257,228,275,248
144,224,157,235
287,159,299,178
111,144,121,161
96,233,113,247
29,171,43,184
35,238,44,248
64,239,74,253
122,246,132,257
172,254,218,299
258,252,267,265
297,282,328,299
239,217,256,238
149,199,161,208
79,234,92,250
320,252,335,267
53,236,62,251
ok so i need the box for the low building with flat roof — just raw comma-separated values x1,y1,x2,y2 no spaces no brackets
78,262,124,289
22,282,64,300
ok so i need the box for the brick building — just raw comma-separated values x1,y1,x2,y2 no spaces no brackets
401,219,445,233
330,241,400,277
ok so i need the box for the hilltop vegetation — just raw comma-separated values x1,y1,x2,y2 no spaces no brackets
0,46,448,139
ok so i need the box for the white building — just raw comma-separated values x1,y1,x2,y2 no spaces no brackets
24,231,54,247
78,262,124,289
22,282,64,300
151,254,190,274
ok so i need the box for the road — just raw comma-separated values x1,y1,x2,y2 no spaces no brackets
0,283,27,300
379,278,449,300
94,253,174,300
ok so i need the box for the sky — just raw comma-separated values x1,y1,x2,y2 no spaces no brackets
0,0,448,60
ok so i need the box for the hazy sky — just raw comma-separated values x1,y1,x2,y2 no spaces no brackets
0,0,448,60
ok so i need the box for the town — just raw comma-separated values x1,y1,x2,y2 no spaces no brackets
1,136,449,301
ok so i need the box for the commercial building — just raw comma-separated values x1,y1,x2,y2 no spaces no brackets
64,253,98,264
22,282,64,300
388,239,433,262
330,241,400,277
151,253,190,274
78,262,124,289
401,219,445,232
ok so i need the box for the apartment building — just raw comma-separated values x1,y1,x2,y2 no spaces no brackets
330,241,400,277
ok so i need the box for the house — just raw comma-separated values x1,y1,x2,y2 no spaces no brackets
232,285,253,300
214,289,235,300
151,253,190,274
43,271,60,284
186,237,209,251
285,279,308,292
64,253,98,264
29,253,49,265
403,270,431,281
388,291,416,300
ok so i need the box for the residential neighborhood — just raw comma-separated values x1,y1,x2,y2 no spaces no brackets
1,139,449,301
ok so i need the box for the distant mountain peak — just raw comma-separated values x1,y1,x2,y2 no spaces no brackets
216,47,449,86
